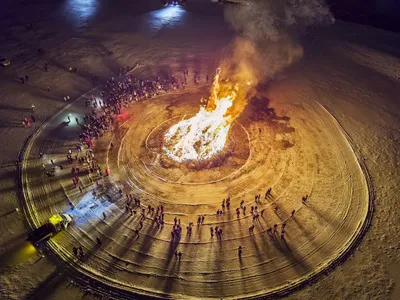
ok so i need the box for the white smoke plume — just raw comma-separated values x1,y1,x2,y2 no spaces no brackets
222,0,334,81
225,0,334,42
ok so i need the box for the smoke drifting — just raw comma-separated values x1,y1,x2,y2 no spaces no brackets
224,0,334,43
213,0,334,119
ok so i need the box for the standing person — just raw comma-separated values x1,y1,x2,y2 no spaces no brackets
47,86,50,92
25,75,29,82
238,246,242,257
24,117,31,127
31,104,35,112
78,246,84,258
20,77,25,84
44,61,48,72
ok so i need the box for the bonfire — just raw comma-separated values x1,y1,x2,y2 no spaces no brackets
163,68,241,162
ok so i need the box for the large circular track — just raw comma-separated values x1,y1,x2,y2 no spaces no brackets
21,88,371,299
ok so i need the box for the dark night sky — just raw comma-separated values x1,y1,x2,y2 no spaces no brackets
326,0,400,32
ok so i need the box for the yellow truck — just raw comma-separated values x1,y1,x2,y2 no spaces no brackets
27,214,72,245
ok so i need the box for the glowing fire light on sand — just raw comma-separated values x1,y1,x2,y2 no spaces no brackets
163,68,240,162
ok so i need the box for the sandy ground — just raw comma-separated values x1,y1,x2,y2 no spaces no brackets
0,0,399,299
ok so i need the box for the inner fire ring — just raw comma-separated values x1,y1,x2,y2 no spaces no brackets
143,115,251,184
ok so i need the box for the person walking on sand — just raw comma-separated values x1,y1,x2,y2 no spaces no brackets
249,224,255,234
23,117,31,127
31,104,35,112
265,187,272,198
238,246,243,257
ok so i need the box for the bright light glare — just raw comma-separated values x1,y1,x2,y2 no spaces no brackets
66,0,97,20
152,5,185,20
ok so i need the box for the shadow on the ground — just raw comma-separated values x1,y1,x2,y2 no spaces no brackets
23,269,66,300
